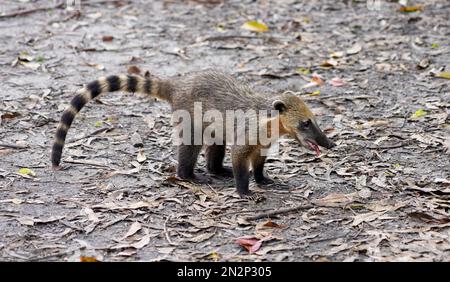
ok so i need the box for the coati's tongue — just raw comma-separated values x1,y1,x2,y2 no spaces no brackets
307,141,321,156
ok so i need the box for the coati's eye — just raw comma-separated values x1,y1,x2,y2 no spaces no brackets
300,119,311,129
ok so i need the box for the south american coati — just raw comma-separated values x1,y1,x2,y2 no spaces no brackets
51,70,335,199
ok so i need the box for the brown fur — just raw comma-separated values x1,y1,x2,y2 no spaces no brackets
51,69,334,198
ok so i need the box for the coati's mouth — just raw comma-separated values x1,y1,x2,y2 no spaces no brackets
306,139,321,156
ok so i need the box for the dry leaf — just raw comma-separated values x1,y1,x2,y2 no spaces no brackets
241,21,269,33
321,59,338,68
122,222,142,239
236,237,263,253
398,5,423,13
352,211,386,226
410,109,427,119
346,43,362,55
137,150,147,163
434,72,450,79
312,192,358,207
132,234,150,249
80,256,99,262
102,35,114,42
85,63,105,70
188,232,215,243
17,216,35,226
256,220,284,230
329,77,346,87
127,65,141,74
18,168,36,177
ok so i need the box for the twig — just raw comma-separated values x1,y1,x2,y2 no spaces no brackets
367,140,412,150
244,203,317,221
67,126,113,143
163,216,177,246
0,143,29,149
0,2,65,19
62,158,109,168
209,208,275,219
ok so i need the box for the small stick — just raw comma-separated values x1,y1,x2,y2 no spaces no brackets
0,143,29,149
67,126,113,143
163,216,177,246
244,204,316,221
0,2,65,19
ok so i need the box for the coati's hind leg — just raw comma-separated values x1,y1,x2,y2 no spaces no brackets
176,145,208,183
251,153,274,185
206,144,233,177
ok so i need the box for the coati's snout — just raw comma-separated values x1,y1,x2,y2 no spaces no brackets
273,94,335,156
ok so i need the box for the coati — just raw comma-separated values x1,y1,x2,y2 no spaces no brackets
51,70,335,199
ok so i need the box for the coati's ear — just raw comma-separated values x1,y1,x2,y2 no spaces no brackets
272,100,286,113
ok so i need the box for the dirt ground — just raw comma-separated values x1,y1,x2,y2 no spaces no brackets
0,0,449,262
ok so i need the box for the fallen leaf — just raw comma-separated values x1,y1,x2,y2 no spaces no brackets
143,116,155,129
102,35,114,42
127,65,141,74
431,43,440,49
18,168,36,177
256,220,285,230
352,211,386,226
117,249,137,257
312,192,358,207
346,43,362,55
17,216,35,226
1,112,21,120
137,150,147,163
296,67,310,75
417,58,429,69
398,5,423,13
410,109,427,119
408,212,450,224
241,21,269,33
12,198,24,205
132,234,150,249
321,59,338,68
157,247,175,254
330,51,345,58
85,63,105,70
82,207,99,223
188,232,215,243
311,73,324,85
80,256,99,262
236,237,263,253
434,72,450,79
329,77,347,87
308,90,321,96
122,222,142,239
207,251,220,261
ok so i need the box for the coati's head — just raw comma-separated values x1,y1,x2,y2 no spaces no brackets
273,94,336,155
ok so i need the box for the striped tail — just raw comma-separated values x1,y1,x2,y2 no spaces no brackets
51,74,171,168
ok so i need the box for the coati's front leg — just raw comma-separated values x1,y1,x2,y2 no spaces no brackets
176,145,206,182
231,146,264,202
251,154,274,185
231,147,251,197
206,144,233,177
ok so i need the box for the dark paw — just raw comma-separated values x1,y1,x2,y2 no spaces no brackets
208,167,233,178
238,191,265,203
255,176,274,186
177,173,211,184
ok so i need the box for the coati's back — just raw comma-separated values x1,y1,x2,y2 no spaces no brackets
171,70,270,113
